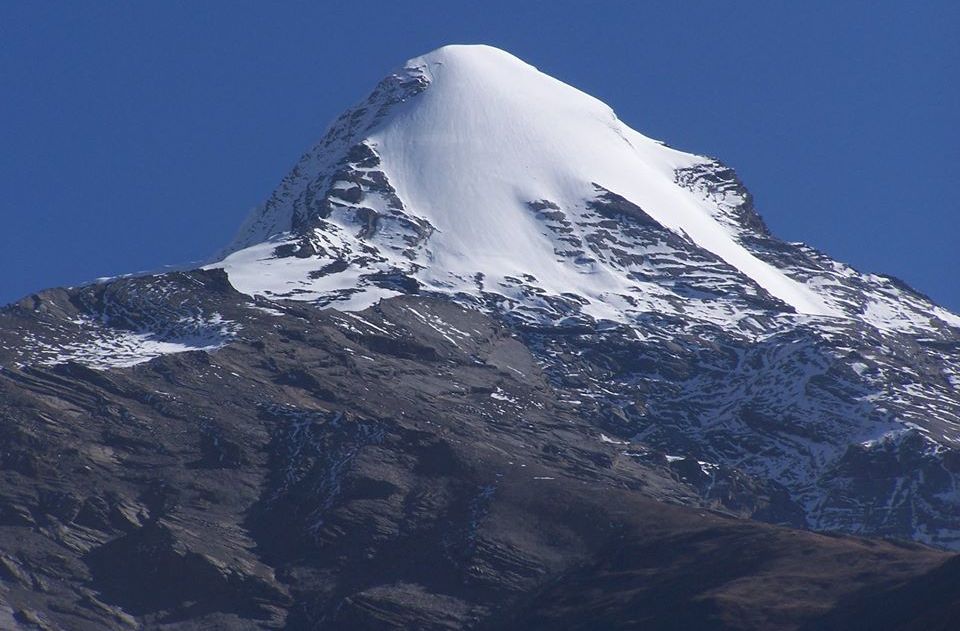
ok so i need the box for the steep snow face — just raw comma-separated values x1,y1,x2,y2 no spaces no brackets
214,44,958,337
216,45,843,323
369,45,836,317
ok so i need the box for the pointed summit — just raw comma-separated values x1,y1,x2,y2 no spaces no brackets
213,45,959,334
408,43,542,72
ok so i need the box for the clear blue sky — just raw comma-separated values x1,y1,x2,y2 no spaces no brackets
2,2,958,310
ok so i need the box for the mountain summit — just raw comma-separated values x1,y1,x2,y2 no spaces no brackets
1,45,960,629
215,44,956,333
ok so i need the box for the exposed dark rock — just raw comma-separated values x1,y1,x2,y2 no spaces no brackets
0,284,957,629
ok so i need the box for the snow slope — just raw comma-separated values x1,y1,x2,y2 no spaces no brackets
369,45,837,317
213,44,960,339
214,45,860,325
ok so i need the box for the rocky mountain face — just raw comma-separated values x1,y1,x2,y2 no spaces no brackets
1,45,959,629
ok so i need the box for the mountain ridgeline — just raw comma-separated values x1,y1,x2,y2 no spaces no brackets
1,45,958,629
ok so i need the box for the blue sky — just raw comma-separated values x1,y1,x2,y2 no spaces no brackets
1,1,958,310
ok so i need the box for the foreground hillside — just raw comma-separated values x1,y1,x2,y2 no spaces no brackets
0,273,957,629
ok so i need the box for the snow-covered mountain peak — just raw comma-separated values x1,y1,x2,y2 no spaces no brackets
401,43,618,124
213,44,959,336
6,45,960,556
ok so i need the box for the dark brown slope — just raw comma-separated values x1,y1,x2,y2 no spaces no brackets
0,271,955,629
799,554,960,631
490,526,957,631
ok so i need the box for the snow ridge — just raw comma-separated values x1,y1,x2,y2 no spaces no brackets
213,45,959,337
372,45,838,317
213,45,863,326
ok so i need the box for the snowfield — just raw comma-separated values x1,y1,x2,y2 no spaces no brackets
213,45,957,337
369,45,838,317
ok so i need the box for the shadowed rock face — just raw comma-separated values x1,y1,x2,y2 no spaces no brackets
0,272,957,629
